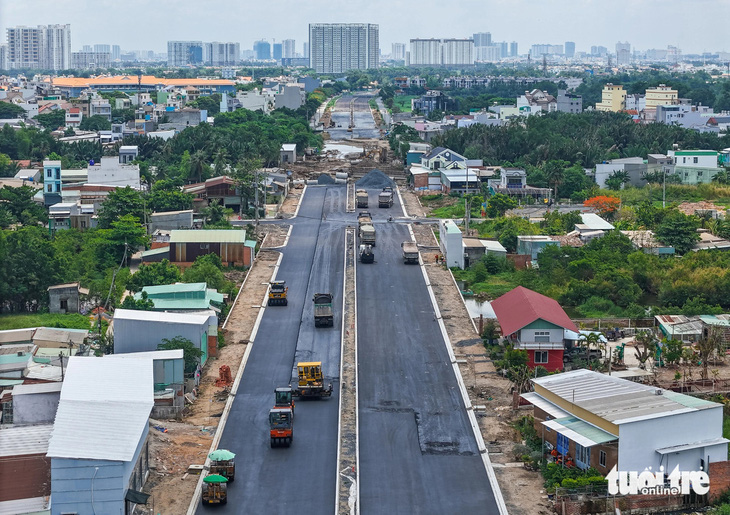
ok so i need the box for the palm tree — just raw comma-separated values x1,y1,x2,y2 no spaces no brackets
188,150,207,183
200,199,232,226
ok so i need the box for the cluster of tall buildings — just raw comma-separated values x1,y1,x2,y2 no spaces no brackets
409,38,474,66
167,41,241,67
4,24,71,70
473,32,517,63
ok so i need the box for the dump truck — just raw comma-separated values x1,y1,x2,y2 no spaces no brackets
356,189,369,208
378,186,394,208
313,292,334,327
359,244,374,263
269,407,293,447
359,224,376,247
401,241,419,264
292,361,333,399
357,211,372,227
268,280,288,306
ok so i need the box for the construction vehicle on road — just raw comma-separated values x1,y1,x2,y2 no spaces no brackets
292,362,333,399
208,449,236,482
359,223,376,247
359,244,374,263
313,293,334,327
356,189,369,208
201,474,228,505
268,281,288,306
401,241,419,264
269,406,293,447
358,211,372,226
274,387,294,414
378,186,394,208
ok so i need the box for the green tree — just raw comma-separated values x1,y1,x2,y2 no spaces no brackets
79,114,112,131
201,199,233,227
0,102,26,119
96,186,146,229
147,179,194,212
120,291,155,310
544,160,570,201
486,193,517,217
105,215,148,265
605,169,630,191
126,259,182,292
182,253,230,292
158,336,203,373
655,210,700,255
35,109,67,130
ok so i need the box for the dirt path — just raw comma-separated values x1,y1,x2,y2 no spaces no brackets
279,185,305,218
400,189,427,217
411,223,550,515
143,249,280,512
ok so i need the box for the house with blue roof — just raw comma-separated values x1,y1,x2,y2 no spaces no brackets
134,282,225,312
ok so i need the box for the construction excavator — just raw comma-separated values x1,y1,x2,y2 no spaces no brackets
291,362,333,399
268,281,288,306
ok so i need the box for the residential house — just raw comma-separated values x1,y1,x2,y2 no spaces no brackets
487,168,551,200
655,314,703,342
695,231,730,251
667,149,719,184
0,424,53,510
47,283,88,314
522,369,728,476
134,282,224,313
420,146,467,171
594,157,649,189
64,107,82,127
438,219,464,269
517,89,557,112
47,357,153,515
462,238,507,267
90,98,112,121
516,235,560,262
105,349,185,418
440,168,482,193
274,84,306,110
411,90,453,116
183,175,240,212
148,210,194,233
11,382,62,425
0,344,35,380
575,213,614,243
169,229,252,267
14,168,40,183
595,83,626,112
280,143,297,165
112,309,218,365
556,89,582,113
491,286,579,371
43,160,62,206
621,230,675,256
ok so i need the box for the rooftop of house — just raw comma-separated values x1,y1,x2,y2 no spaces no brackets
32,327,88,345
169,229,246,244
281,144,297,152
532,369,721,425
0,424,54,458
577,213,615,231
113,308,215,325
12,382,63,396
491,286,579,336
47,357,153,462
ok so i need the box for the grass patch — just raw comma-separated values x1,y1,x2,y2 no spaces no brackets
393,95,416,113
0,313,91,330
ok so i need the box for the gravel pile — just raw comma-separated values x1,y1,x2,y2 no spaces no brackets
355,169,395,189
317,173,336,185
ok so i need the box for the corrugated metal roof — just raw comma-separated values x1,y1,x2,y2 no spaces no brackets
169,229,246,244
656,437,729,454
140,247,170,257
105,349,183,360
24,362,62,382
0,496,50,514
0,424,53,457
142,282,206,295
47,357,153,462
113,308,214,325
533,369,721,425
32,327,88,345
521,392,569,419
12,382,62,396
492,286,579,336
0,328,35,344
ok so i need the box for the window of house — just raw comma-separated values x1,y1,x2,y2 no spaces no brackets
694,157,699,164
200,243,210,249
535,330,550,343
576,443,591,469
683,157,687,164
599,450,606,467
46,184,52,192
534,351,549,364
698,171,703,177
557,433,569,455
47,169,52,178
60,299,68,311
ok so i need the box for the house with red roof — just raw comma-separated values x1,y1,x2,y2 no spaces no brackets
491,286,578,372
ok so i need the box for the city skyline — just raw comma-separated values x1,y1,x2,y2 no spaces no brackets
2,0,729,56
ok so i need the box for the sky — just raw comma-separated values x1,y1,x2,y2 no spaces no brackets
2,0,729,56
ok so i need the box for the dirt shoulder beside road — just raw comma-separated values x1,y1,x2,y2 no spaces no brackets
142,249,280,512
411,223,550,515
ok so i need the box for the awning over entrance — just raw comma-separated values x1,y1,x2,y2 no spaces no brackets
542,416,618,448
521,392,569,419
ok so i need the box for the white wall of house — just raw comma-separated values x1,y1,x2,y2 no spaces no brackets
617,406,726,473
519,327,564,344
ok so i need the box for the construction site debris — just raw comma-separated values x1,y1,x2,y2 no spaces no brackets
214,365,233,387
317,173,336,185
355,169,395,189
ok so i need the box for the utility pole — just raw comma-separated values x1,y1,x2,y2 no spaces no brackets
254,167,259,227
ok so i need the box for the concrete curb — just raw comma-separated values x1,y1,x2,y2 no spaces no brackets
186,251,284,514
293,184,307,219
395,186,407,218
409,224,508,515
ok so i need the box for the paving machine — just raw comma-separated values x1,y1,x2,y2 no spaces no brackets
274,387,295,414
268,280,288,306
292,361,333,399
269,406,293,447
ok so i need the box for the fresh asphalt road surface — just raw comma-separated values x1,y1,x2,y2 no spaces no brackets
200,186,346,514
327,94,381,140
357,189,499,514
